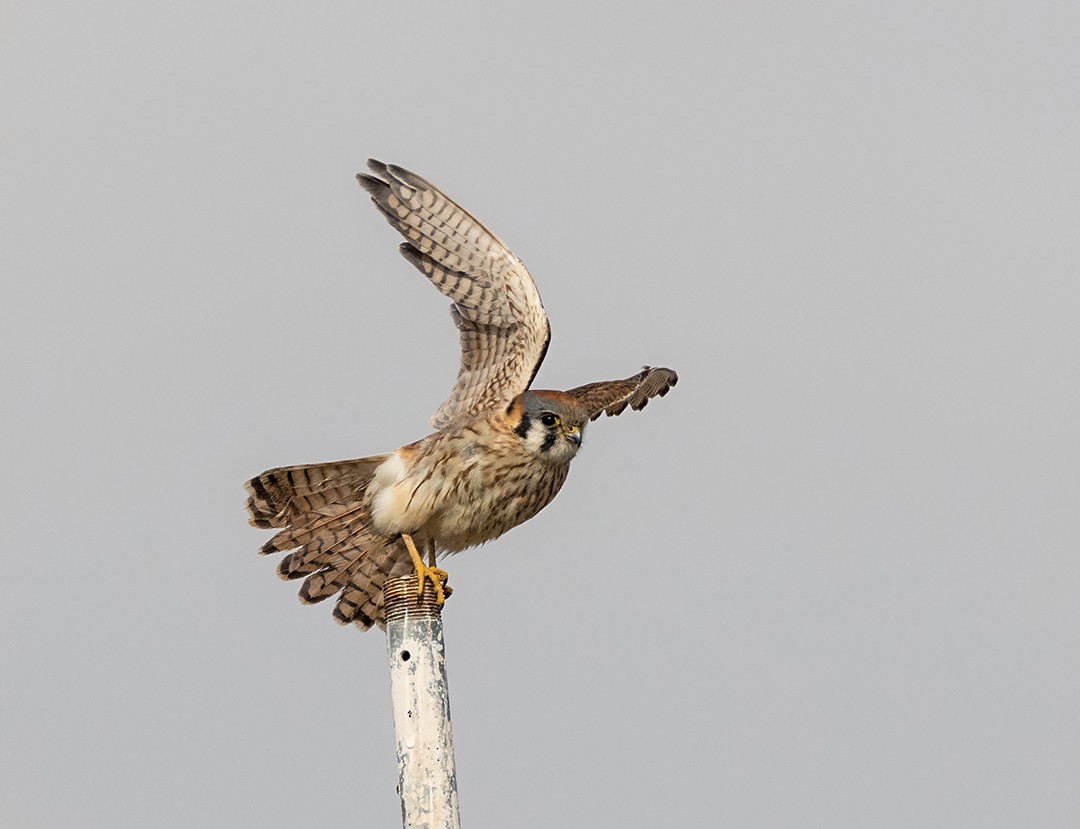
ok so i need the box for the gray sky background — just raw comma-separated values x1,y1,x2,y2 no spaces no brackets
2,2,1078,827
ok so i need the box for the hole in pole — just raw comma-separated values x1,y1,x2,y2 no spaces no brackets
400,650,411,662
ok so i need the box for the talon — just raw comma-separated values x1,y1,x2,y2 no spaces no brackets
401,533,451,607
417,566,449,602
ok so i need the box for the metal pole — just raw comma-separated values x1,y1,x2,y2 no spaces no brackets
384,575,461,829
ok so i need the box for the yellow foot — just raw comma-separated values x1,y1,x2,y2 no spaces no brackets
401,533,451,606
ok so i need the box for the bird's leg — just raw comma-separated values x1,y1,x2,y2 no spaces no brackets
401,532,449,606
427,540,453,598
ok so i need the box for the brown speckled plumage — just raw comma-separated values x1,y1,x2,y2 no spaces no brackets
245,160,677,630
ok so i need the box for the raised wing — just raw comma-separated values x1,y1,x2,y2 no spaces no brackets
357,160,550,429
565,367,679,421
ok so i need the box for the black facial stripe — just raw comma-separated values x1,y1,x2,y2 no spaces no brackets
539,431,557,453
514,412,532,440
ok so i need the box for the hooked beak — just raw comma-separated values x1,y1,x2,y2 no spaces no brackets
565,425,582,446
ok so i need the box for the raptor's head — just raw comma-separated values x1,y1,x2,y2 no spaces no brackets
512,391,589,464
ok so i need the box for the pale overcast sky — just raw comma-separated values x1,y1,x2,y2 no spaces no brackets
2,2,1078,827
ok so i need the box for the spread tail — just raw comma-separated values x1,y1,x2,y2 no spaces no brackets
244,456,408,630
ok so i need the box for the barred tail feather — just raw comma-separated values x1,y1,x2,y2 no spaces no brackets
288,522,411,631
244,456,391,529
244,454,405,630
331,539,414,630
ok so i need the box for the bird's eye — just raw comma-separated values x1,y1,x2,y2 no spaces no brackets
540,413,560,428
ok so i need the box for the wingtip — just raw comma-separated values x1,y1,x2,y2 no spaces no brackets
356,172,383,195
646,366,679,391
385,162,411,179
385,162,434,191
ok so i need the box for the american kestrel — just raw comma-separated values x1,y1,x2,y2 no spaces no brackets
245,160,677,630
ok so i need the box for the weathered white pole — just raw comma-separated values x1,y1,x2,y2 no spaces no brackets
384,575,461,829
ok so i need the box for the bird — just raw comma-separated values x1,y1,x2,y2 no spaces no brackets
245,159,677,631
